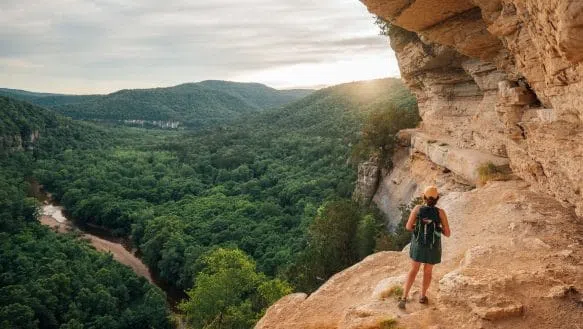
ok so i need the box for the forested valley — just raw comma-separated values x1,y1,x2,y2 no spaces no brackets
0,78,419,329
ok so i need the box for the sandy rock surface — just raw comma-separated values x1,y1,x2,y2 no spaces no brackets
257,181,583,328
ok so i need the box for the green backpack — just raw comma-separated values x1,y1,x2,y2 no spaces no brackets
414,205,442,248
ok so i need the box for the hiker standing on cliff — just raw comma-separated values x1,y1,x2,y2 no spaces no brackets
398,186,451,309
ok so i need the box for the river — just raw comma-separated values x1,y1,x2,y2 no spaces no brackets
40,203,155,282
33,184,187,310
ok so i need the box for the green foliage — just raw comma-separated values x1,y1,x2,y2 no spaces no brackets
33,79,414,293
477,162,512,185
0,96,111,157
380,285,403,300
374,16,392,36
1,77,420,328
352,95,420,166
379,317,402,329
0,155,171,329
179,248,291,329
287,201,387,292
374,16,420,46
356,214,378,259
308,201,362,272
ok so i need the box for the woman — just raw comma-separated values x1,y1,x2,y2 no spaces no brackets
398,186,451,309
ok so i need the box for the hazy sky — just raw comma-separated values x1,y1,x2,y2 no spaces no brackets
1,0,400,94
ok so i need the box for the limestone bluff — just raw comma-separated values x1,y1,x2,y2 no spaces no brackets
365,0,583,217
257,1,583,328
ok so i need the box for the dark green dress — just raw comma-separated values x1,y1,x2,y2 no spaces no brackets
409,205,442,264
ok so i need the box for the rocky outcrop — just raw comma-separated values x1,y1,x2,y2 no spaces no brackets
258,181,583,329
363,0,583,217
0,130,40,152
353,158,381,204
410,132,509,184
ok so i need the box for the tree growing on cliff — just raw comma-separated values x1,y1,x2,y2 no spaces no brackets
285,201,386,292
374,16,392,36
179,248,292,329
352,100,420,167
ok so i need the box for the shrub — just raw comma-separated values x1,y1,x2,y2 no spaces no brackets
380,285,403,300
477,162,512,185
379,317,402,329
375,16,392,36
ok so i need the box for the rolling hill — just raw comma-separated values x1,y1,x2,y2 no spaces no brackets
0,96,111,155
0,81,313,128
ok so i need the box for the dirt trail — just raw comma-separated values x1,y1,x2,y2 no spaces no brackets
40,207,154,283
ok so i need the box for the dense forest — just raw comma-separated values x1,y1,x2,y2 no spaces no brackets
0,100,172,329
0,81,312,128
0,78,419,328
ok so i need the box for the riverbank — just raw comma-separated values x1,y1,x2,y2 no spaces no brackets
32,179,188,313
40,203,155,283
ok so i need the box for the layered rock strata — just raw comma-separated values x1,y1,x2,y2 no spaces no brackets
366,0,583,217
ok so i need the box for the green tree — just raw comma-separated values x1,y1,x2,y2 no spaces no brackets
353,102,420,166
180,248,291,329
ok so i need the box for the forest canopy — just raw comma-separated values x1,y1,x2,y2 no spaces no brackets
0,78,419,328
0,114,171,329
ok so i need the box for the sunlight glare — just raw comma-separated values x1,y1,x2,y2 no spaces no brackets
233,53,400,89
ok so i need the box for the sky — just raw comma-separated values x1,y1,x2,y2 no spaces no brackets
1,0,400,94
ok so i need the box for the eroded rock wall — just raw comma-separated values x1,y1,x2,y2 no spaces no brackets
1,130,40,152
363,0,583,216
353,159,381,205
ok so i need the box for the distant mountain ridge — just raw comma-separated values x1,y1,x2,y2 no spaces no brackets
0,81,313,128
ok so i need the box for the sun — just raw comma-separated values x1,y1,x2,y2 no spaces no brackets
233,53,401,89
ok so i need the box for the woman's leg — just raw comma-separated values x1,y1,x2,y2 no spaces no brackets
403,260,421,299
421,263,434,298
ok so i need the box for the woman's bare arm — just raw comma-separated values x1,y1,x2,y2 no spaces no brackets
405,205,420,232
439,208,451,237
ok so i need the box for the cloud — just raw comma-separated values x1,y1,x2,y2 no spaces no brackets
0,0,399,93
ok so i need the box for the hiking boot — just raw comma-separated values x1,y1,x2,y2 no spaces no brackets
419,296,428,304
397,297,407,309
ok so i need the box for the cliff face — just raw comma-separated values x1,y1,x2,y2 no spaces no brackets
353,159,381,205
0,130,40,152
367,0,583,217
257,1,583,329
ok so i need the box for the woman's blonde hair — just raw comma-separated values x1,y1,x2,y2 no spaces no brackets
423,195,439,207
423,186,439,207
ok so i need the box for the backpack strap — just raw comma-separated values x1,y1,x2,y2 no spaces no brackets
414,208,423,243
432,207,441,226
